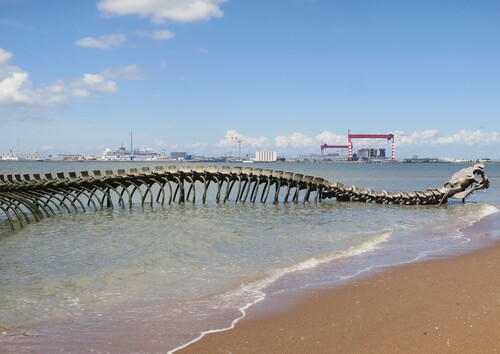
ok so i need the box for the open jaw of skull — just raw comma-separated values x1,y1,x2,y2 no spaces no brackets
439,163,490,205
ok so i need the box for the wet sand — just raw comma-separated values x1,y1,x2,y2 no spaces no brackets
180,214,500,353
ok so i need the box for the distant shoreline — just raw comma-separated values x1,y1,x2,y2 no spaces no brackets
1,159,498,164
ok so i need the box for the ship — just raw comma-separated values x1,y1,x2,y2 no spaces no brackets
0,152,47,161
100,144,164,161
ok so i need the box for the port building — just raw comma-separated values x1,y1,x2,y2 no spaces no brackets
255,151,277,162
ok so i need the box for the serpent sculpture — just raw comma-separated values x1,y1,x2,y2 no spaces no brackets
0,163,489,230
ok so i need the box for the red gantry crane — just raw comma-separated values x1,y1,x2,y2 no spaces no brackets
320,130,396,161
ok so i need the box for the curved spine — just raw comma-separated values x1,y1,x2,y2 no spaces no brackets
0,164,488,230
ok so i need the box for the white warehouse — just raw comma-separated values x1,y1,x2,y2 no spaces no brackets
255,151,277,162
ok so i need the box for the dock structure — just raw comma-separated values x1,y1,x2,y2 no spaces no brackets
0,164,489,230
320,130,395,161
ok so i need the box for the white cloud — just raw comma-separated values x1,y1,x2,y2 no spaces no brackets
0,47,13,65
72,65,142,97
137,29,175,41
71,88,90,98
75,34,126,49
275,132,314,149
395,129,500,146
274,130,346,149
43,81,67,105
0,48,36,105
435,130,500,146
315,130,348,145
101,64,143,80
0,47,142,107
0,71,37,105
0,49,69,106
71,73,118,98
216,130,270,149
97,0,225,24
83,74,117,92
395,130,439,145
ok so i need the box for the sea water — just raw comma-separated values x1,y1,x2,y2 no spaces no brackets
0,161,498,352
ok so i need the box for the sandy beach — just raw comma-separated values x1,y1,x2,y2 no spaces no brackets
180,213,500,353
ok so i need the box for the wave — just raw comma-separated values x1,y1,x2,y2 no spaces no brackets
339,204,500,281
467,204,499,223
169,230,391,353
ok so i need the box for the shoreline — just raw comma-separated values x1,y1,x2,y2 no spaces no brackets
1,209,497,353
179,211,500,353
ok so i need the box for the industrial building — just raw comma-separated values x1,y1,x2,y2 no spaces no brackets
170,152,188,160
255,151,277,162
357,148,386,161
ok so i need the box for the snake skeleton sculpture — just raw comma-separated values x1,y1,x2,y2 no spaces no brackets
0,163,490,231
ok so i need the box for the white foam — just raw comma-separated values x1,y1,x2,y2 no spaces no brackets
338,204,500,282
450,204,500,234
475,204,499,219
169,231,391,353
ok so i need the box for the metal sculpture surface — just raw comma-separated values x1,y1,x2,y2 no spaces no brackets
0,164,489,230
438,163,489,205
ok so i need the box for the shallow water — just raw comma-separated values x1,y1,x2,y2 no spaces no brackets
0,161,498,352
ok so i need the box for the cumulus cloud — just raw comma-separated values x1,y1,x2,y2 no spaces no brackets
0,48,68,106
216,130,270,149
0,47,141,106
275,132,314,149
435,130,500,145
69,64,140,99
275,130,346,149
71,73,118,98
0,71,36,105
136,29,175,41
395,130,439,145
97,0,225,24
395,130,500,146
75,34,126,49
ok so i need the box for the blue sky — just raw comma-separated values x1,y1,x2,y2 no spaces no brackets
0,0,499,159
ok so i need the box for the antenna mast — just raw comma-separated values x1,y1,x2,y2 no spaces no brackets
130,133,134,160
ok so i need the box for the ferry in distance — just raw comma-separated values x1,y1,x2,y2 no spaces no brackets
0,152,47,161
100,144,164,161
